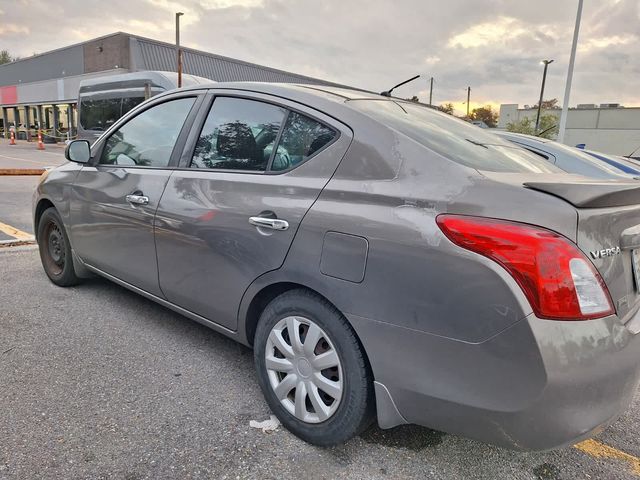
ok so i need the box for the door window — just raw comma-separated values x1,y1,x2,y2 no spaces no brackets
99,97,196,167
270,111,337,171
191,97,286,171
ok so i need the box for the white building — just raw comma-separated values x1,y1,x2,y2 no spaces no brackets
498,104,640,157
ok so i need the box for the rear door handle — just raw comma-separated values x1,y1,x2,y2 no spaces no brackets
126,194,149,205
249,216,289,231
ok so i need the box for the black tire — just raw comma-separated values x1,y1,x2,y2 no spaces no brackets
37,207,79,287
254,289,374,446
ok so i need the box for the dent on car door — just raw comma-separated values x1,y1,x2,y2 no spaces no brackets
154,93,353,329
69,95,201,296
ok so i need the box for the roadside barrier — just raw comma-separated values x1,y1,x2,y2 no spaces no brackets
2,128,76,147
39,128,76,139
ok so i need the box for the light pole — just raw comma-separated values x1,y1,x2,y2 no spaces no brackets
176,12,184,87
429,77,434,106
558,0,583,143
466,86,471,117
535,59,554,134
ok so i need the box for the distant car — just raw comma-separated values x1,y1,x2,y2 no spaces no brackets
34,82,640,451
581,148,640,174
494,131,638,179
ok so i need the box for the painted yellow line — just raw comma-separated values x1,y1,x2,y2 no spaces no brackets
0,221,33,241
575,439,640,476
0,169,45,175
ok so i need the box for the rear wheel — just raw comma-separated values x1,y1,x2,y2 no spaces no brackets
254,289,374,446
37,207,79,287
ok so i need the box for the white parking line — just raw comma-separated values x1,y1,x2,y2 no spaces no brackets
0,153,50,165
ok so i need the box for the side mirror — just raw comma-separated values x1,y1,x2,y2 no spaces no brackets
65,140,91,164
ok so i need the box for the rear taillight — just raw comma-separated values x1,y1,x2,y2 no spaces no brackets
436,215,614,321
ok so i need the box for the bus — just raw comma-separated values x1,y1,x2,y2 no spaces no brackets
77,71,210,141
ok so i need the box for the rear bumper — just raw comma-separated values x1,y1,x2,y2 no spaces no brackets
348,312,640,451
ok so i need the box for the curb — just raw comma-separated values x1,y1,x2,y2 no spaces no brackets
0,169,45,176
0,238,36,248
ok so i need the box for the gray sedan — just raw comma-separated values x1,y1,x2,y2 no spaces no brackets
34,83,640,450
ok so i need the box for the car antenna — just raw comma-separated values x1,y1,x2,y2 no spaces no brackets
626,144,640,159
380,75,421,97
535,124,557,138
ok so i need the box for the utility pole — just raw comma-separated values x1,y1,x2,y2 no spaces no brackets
429,77,434,106
558,0,583,143
176,12,184,88
535,59,554,134
466,86,471,117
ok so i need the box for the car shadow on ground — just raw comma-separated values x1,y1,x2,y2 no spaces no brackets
79,275,451,451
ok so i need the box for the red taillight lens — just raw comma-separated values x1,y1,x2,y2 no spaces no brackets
436,215,614,321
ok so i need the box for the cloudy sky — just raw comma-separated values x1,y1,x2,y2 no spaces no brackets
1,0,639,114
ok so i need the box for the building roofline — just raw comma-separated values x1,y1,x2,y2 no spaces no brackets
126,32,348,88
1,31,349,89
0,32,126,68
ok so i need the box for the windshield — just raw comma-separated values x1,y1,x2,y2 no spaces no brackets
348,100,559,173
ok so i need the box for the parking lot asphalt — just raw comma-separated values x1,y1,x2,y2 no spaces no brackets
1,140,640,479
0,140,64,242
0,176,39,238
0,139,67,170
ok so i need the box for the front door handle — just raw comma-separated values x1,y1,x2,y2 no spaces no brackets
126,194,149,205
249,216,289,231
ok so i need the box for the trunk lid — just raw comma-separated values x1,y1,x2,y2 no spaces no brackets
524,179,640,323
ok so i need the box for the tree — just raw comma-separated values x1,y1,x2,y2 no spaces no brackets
433,103,455,115
506,114,558,139
534,98,559,109
469,105,498,128
406,95,420,103
0,50,20,65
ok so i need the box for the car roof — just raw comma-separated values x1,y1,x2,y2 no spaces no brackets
172,81,379,102
155,81,400,128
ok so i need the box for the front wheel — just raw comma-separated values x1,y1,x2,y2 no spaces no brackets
254,289,374,446
37,207,79,287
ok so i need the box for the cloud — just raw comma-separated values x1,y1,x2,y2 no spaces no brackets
0,0,638,108
0,24,30,36
447,16,531,49
579,34,636,52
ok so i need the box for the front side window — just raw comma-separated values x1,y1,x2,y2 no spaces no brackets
99,97,195,167
191,97,286,171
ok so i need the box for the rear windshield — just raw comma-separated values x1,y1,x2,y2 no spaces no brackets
348,100,559,173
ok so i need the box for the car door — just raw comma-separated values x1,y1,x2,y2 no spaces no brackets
69,93,203,296
154,92,353,329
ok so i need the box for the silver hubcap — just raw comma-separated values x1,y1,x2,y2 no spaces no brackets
265,316,343,423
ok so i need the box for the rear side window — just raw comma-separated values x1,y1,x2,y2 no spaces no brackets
271,112,337,171
191,97,286,171
348,100,559,173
